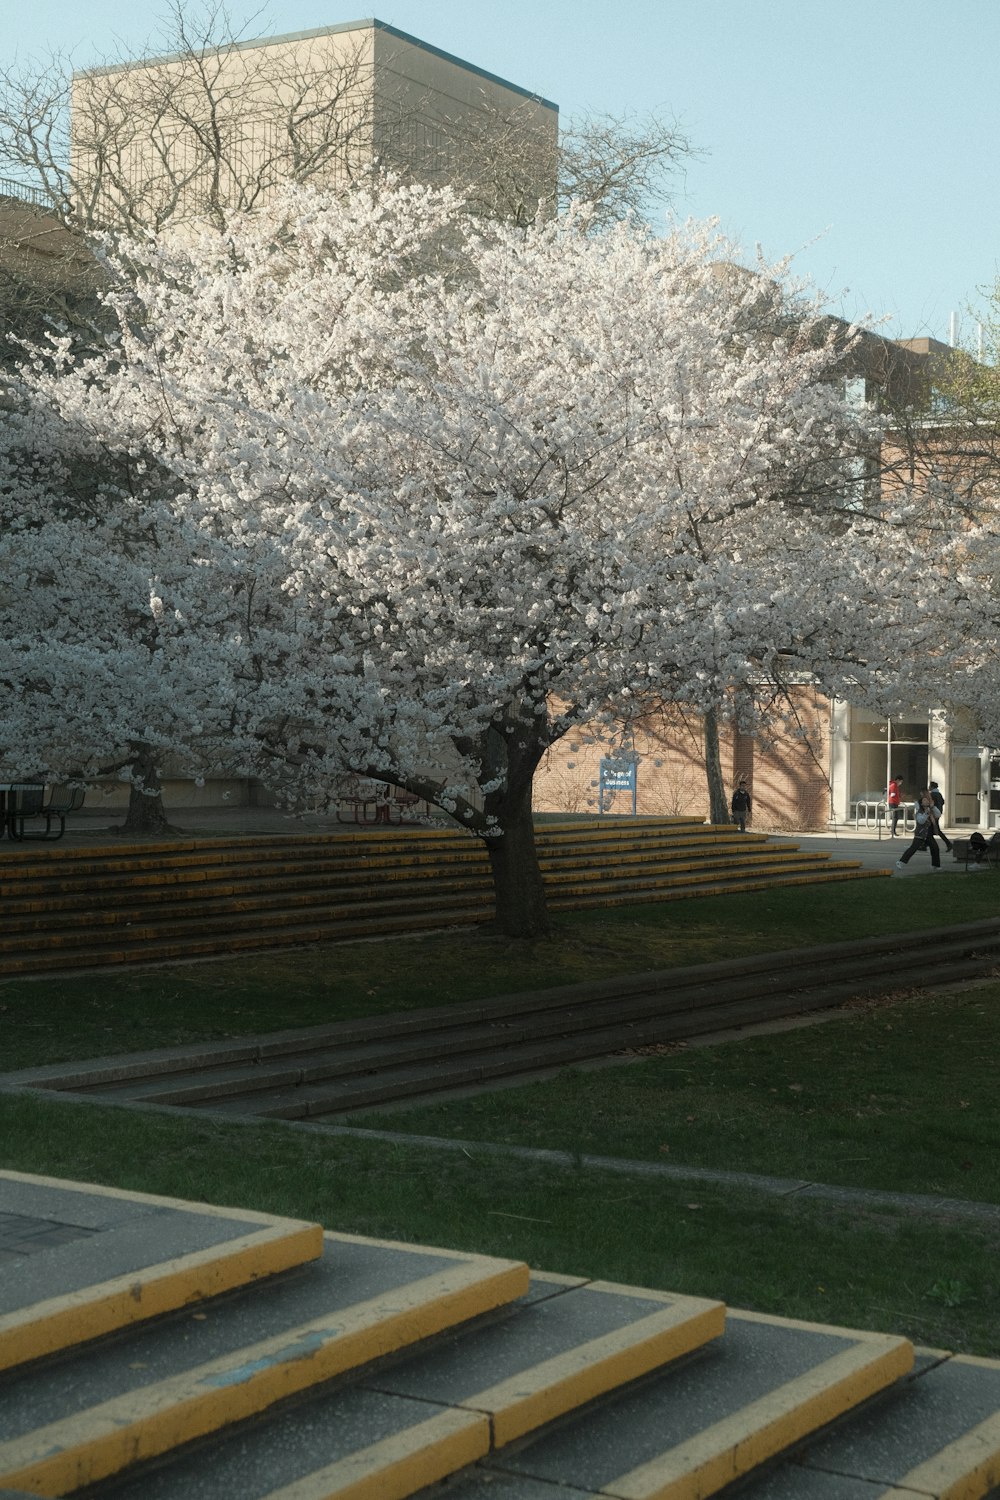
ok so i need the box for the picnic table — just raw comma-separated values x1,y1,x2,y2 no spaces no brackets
0,783,85,840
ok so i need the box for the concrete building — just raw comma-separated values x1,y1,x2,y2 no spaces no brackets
69,18,558,229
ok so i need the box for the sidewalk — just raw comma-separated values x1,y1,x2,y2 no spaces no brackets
783,826,969,875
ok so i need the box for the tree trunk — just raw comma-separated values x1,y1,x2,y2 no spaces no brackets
484,778,550,940
703,705,730,826
119,748,174,835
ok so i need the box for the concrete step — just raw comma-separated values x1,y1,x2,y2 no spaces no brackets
0,821,822,890
0,1223,530,1497
0,836,840,909
0,819,881,975
0,868,867,951
0,882,496,932
0,908,496,977
0,854,861,944
428,1313,1000,1500
61,957,970,1117
14,922,1000,1119
6,1175,1000,1500
0,1170,323,1374
81,1298,914,1500
0,818,714,882
732,1344,1000,1498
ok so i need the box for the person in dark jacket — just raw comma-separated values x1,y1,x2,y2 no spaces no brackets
731,777,752,833
928,781,954,852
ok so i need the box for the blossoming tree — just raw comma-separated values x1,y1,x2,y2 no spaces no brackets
10,184,920,934
0,410,252,829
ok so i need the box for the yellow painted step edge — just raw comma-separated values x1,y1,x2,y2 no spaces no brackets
601,1310,913,1500
259,1408,490,1500
888,1353,1000,1500
0,1171,324,1373
479,1289,725,1448
0,1222,322,1375
256,1283,723,1500
0,1255,529,1498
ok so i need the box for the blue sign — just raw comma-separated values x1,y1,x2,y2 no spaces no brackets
600,759,637,792
599,756,638,814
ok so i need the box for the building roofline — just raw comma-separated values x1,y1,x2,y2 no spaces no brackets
72,16,559,113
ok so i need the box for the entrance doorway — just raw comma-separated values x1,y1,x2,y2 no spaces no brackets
849,711,928,810
949,747,985,827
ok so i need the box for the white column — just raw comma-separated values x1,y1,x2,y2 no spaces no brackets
828,700,851,824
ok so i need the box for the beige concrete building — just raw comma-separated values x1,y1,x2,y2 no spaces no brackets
1,18,557,342
69,18,558,230
0,181,97,353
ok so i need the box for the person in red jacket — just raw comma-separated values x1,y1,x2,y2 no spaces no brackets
888,775,904,836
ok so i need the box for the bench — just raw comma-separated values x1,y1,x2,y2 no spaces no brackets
7,785,85,841
336,779,378,825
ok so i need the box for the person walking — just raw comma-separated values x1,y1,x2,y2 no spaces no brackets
928,781,954,852
888,774,905,836
731,777,752,833
896,793,941,871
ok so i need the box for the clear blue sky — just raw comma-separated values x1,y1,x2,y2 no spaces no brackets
7,0,998,344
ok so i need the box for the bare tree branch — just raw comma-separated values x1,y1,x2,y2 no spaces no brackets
438,98,699,228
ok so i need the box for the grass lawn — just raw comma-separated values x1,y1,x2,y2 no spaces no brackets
2,874,997,1073
354,982,1000,1205
1,1091,997,1357
2,876,999,1356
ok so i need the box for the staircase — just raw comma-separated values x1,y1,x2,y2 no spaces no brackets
3,1168,998,1500
16,920,1000,1120
0,818,879,976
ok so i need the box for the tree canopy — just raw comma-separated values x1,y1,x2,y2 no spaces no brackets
2,182,953,931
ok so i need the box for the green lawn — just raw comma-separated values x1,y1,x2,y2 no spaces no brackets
3,875,997,1073
355,982,1000,1204
3,876,999,1356
1,1090,996,1356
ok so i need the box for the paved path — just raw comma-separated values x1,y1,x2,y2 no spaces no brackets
786,827,970,876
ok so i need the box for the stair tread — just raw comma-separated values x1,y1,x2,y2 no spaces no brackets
466,1308,911,1499
16,923,1000,1115
0,1232,528,1496
0,1171,323,1373
0,819,884,976
174,978,932,1117
0,847,840,910
0,858,857,936
733,1347,1000,1498
65,1300,908,1500
5,1175,1000,1500
69,966,911,1103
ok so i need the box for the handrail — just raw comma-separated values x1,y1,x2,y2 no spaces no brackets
0,176,51,208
